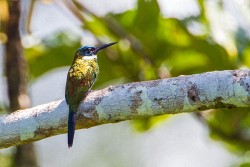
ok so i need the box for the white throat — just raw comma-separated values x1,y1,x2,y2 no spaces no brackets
83,55,97,60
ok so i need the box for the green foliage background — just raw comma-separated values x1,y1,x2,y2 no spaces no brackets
2,0,250,165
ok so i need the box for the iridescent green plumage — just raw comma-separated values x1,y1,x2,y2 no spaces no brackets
65,42,117,148
65,57,99,112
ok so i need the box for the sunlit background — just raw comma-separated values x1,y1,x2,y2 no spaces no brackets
1,0,250,166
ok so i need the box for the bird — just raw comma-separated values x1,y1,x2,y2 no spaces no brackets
65,42,117,148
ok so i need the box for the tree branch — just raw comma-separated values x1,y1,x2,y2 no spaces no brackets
1,70,250,149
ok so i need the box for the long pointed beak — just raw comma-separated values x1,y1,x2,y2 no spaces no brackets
93,42,117,54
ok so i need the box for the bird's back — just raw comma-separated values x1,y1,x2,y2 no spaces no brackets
65,58,99,112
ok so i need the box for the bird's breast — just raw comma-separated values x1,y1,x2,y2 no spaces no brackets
69,59,99,79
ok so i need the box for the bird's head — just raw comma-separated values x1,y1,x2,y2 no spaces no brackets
76,42,117,60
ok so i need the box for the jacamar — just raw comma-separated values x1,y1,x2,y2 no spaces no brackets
65,42,117,148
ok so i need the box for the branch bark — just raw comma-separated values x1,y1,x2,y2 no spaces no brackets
1,70,250,149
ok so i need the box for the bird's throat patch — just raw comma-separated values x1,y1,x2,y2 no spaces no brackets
83,55,97,60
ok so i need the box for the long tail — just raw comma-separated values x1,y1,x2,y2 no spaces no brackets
68,111,75,148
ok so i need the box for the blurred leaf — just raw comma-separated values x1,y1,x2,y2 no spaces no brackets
235,152,250,167
243,47,250,67
133,0,160,41
239,163,250,167
0,103,7,116
25,31,81,79
131,115,170,132
169,50,208,74
204,108,250,152
0,154,11,167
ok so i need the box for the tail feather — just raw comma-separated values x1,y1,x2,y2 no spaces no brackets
68,111,75,148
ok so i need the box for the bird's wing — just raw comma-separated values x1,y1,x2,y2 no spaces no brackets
65,70,97,111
